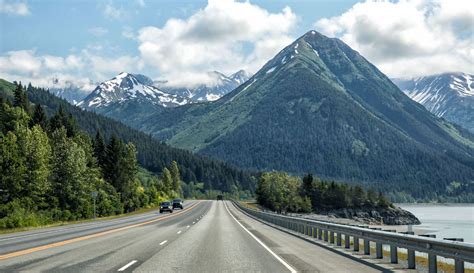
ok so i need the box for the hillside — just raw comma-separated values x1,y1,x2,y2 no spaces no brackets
394,73,474,133
127,31,474,200
0,79,256,193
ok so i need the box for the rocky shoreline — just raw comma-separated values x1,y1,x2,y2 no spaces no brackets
289,206,421,226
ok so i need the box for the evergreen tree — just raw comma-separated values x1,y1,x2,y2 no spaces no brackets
49,106,77,137
17,125,52,208
93,131,106,169
169,161,181,194
104,135,123,190
352,185,366,208
30,104,48,129
50,128,92,218
161,167,172,192
302,173,313,197
0,131,26,205
13,83,29,113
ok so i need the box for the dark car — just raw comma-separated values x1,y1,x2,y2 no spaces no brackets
160,201,173,213
172,199,183,209
217,195,223,201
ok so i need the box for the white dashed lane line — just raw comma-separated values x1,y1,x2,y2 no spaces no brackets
159,240,167,246
177,230,182,234
118,260,137,271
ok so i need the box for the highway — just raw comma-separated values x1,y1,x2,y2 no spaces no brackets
0,201,387,272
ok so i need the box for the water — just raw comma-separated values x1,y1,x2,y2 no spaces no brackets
398,203,474,243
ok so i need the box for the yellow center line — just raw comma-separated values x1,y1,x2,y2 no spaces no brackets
0,201,201,260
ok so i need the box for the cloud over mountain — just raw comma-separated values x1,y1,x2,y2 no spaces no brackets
137,0,297,87
314,0,474,78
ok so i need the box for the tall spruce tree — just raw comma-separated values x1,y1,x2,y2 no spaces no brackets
169,161,181,194
13,83,29,113
30,104,48,129
93,131,106,169
49,106,77,137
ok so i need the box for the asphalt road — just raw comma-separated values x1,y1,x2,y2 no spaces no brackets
0,201,388,272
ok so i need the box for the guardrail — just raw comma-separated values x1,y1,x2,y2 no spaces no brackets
233,201,474,273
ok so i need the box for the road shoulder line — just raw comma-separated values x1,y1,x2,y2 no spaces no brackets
223,201,297,273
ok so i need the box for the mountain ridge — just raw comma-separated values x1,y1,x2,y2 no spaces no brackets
125,30,474,200
393,72,474,133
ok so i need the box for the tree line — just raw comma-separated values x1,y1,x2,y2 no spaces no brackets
0,84,183,228
8,80,256,194
256,172,391,213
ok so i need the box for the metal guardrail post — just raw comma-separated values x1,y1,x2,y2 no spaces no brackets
407,249,416,269
354,236,360,252
345,235,350,249
318,228,323,240
386,230,397,264
398,231,415,269
455,259,464,273
324,230,329,242
428,253,437,273
444,238,465,273
364,238,370,255
330,231,335,244
376,242,383,258
337,232,342,246
419,234,437,273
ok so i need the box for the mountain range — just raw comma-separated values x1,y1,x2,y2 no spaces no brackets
0,79,255,193
393,73,474,133
157,70,250,102
76,30,474,200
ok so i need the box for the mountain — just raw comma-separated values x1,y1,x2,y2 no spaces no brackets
393,73,474,133
120,30,474,200
157,70,250,102
46,77,94,104
78,72,189,109
0,79,256,193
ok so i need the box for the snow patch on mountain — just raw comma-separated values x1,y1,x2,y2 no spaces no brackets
157,70,250,102
78,72,189,109
394,72,474,132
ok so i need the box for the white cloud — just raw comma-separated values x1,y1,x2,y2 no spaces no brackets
0,49,139,92
102,3,125,20
138,0,297,87
314,0,474,78
122,26,135,40
0,0,30,16
88,27,108,37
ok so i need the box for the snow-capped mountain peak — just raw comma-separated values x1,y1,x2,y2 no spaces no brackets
230,70,250,85
157,70,251,102
78,73,189,109
393,72,474,132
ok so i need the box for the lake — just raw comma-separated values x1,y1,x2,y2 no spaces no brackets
398,203,474,243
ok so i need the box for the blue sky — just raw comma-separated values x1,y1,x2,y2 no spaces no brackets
0,0,472,92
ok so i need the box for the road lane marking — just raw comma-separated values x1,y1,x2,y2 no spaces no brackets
192,222,195,224
223,201,297,273
160,240,167,245
118,260,137,271
177,231,182,234
0,201,202,261
186,225,190,228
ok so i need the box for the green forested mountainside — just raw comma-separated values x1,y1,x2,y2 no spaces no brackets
94,31,474,201
0,84,188,228
0,80,256,194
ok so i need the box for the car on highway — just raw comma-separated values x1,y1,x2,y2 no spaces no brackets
159,201,173,213
217,195,223,201
172,199,183,209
